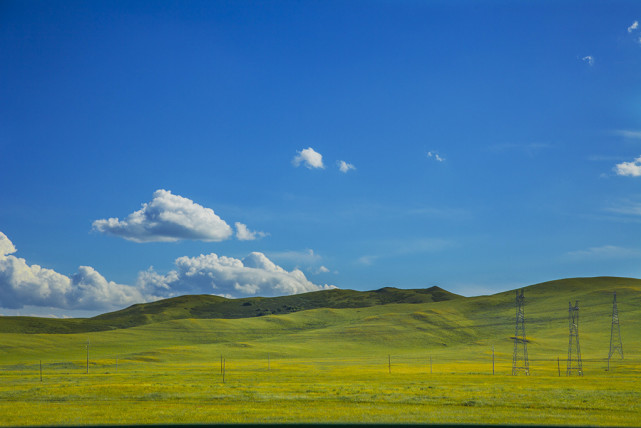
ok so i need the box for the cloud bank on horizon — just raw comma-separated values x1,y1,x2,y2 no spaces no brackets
0,231,334,311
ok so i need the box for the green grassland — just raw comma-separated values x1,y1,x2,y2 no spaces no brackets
0,276,640,426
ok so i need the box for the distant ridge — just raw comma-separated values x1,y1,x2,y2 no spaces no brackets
0,285,460,334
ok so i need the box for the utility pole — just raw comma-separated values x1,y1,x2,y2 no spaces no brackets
388,355,391,374
567,301,583,376
512,289,529,375
608,292,623,370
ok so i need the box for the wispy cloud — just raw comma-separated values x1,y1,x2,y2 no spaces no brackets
92,189,233,243
628,20,639,33
267,248,322,266
565,245,641,261
427,151,445,162
614,156,641,177
292,147,325,169
337,160,356,173
582,55,594,66
356,237,455,266
614,130,641,140
605,199,641,216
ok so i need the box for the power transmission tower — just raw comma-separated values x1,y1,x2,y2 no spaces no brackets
512,289,529,375
608,292,623,370
567,301,583,376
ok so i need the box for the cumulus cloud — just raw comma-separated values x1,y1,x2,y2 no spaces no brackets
292,147,325,169
614,156,641,177
0,231,335,312
235,222,268,241
628,20,638,33
316,266,330,274
337,160,356,173
582,55,594,66
0,231,152,310
92,189,233,243
427,151,445,162
137,252,335,298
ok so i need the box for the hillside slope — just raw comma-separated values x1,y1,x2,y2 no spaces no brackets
0,276,638,366
0,285,459,334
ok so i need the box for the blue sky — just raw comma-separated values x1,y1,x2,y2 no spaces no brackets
1,0,640,317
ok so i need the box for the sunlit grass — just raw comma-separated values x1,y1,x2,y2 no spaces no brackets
0,277,640,425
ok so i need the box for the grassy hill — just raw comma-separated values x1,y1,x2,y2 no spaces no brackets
0,285,460,334
1,276,640,426
0,276,639,365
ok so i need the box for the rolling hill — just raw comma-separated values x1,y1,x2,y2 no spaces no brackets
0,285,460,334
0,276,638,369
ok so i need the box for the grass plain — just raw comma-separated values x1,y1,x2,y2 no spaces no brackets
0,276,640,426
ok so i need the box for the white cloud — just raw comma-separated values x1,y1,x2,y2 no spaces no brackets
316,265,330,274
0,231,334,312
566,245,641,260
137,252,335,298
337,160,356,173
92,189,233,243
427,151,445,162
628,20,638,33
292,147,325,169
582,55,594,66
614,156,641,177
0,232,17,256
235,222,268,241
0,231,153,310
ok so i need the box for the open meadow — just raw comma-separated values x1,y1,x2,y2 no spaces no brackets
0,277,640,426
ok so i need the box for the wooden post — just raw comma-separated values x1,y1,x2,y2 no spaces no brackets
492,346,495,375
86,341,89,374
557,356,561,377
220,354,223,374
388,355,391,374
222,358,226,384
40,360,42,382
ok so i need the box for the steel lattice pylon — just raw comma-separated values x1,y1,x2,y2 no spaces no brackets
608,292,623,365
567,301,583,376
512,289,529,375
